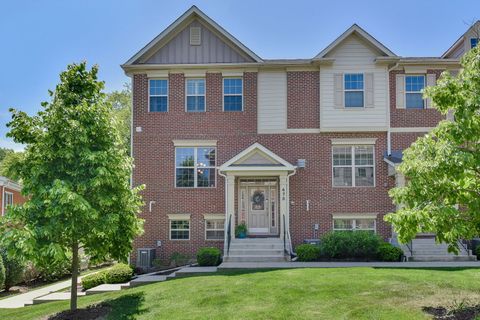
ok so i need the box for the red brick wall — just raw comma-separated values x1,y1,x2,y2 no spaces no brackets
390,70,445,128
1,186,25,216
391,132,428,151
287,71,320,129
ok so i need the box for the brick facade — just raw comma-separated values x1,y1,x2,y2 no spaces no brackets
389,70,445,128
1,185,25,216
287,71,320,129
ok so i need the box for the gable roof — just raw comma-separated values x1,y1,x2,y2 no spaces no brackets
219,143,296,172
313,24,396,59
124,6,262,65
442,20,480,58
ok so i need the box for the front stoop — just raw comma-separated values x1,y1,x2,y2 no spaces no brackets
401,238,477,262
223,238,288,262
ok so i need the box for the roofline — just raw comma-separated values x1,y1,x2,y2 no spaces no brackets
442,21,480,58
123,6,262,66
313,23,397,59
0,176,22,192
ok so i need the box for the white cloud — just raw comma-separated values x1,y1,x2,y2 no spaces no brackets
0,139,25,152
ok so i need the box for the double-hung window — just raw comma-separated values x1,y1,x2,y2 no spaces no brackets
223,78,243,111
175,147,216,188
333,218,376,233
205,219,225,240
170,220,190,240
344,73,364,108
471,38,478,49
186,79,205,112
405,75,425,109
3,191,13,215
332,145,374,187
149,79,168,112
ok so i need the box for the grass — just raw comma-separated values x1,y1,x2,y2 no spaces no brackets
1,267,480,319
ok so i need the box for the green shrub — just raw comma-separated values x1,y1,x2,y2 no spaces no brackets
82,272,106,290
377,242,404,262
320,231,381,260
197,247,222,266
475,246,480,260
104,263,133,284
37,258,71,282
0,254,5,289
0,248,24,291
170,252,190,267
296,244,321,262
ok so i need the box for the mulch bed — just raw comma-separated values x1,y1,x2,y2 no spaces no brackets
46,304,111,320
423,305,480,320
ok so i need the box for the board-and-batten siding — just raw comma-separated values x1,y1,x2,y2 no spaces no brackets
258,72,287,133
145,20,253,64
320,34,389,131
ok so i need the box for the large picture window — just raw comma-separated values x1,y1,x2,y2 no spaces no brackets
405,75,425,109
344,73,364,108
149,79,168,112
186,79,205,112
333,218,376,233
223,78,243,111
175,147,216,188
332,145,374,187
170,220,190,240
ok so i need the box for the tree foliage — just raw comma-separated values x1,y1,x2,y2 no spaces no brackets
0,151,24,181
106,83,131,154
385,47,480,251
0,148,13,163
0,62,143,309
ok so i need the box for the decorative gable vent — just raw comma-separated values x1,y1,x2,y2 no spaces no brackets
190,27,201,45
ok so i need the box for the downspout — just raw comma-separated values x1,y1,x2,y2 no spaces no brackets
128,75,134,266
286,169,297,256
386,62,400,156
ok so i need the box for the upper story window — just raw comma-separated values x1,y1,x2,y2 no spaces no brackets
332,145,374,187
149,79,168,112
344,74,364,108
186,79,205,112
405,75,425,109
175,147,216,188
471,38,478,49
223,78,243,111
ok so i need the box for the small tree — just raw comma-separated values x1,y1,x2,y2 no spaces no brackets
0,62,144,310
385,46,480,251
106,83,132,154
0,248,23,291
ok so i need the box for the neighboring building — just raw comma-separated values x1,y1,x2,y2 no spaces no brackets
0,176,24,216
122,6,478,266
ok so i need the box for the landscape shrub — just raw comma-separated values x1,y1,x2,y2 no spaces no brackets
37,258,71,282
0,248,24,291
0,254,5,290
197,247,222,266
104,263,133,284
476,246,480,260
296,244,321,262
320,231,381,260
170,252,191,267
377,242,404,262
81,272,106,290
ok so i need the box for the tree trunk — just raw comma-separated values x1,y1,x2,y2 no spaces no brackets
70,241,79,311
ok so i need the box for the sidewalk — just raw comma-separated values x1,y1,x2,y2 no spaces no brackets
218,261,480,269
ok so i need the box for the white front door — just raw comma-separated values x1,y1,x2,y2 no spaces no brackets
248,187,269,233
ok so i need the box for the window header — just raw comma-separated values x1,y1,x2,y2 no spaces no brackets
173,140,217,147
330,138,377,145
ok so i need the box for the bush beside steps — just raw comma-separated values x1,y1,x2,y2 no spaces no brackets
82,263,133,290
197,247,222,266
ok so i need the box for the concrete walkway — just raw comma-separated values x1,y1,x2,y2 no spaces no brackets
219,261,480,269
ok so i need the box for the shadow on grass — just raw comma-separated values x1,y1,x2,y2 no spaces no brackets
373,267,480,271
47,292,147,320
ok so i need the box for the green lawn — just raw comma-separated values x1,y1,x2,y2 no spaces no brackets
1,267,480,319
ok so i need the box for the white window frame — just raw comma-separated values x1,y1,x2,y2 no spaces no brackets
205,219,225,241
148,79,169,112
175,147,217,188
3,191,13,216
332,145,375,188
333,218,377,233
405,75,425,109
185,78,206,112
169,220,190,240
222,77,243,112
344,73,365,108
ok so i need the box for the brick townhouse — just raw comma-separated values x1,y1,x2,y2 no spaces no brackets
122,6,479,266
0,176,24,216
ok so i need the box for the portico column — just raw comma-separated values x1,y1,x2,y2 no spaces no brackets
279,174,288,240
226,174,236,239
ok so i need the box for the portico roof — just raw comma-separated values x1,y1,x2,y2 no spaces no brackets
219,143,296,173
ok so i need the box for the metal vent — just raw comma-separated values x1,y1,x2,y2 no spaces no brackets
137,248,156,268
190,27,201,45
297,159,306,168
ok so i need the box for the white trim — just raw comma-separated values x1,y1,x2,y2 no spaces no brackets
320,126,388,132
332,213,378,219
404,66,427,74
173,140,217,147
314,24,396,59
0,177,22,192
331,138,377,145
222,77,243,112
344,73,365,108
222,71,244,77
3,190,14,216
285,129,321,134
332,145,376,188
148,78,169,112
167,214,191,220
185,78,206,112
146,71,169,78
184,70,207,77
123,6,262,65
203,214,225,220
405,74,426,109
174,146,217,188
332,215,377,233
204,218,225,241
390,127,434,133
219,143,296,172
169,219,190,241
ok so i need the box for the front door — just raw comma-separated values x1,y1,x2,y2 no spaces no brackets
248,187,269,233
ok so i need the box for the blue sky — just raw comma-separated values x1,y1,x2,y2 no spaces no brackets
1,0,479,150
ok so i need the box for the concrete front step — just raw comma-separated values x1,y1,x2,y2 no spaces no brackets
229,244,284,250
229,249,284,255
409,255,477,262
224,255,287,262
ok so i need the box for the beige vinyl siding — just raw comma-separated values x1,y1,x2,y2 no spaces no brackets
258,71,287,133
320,34,388,132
